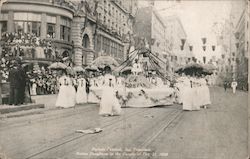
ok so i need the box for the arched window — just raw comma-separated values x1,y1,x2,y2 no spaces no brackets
82,34,90,48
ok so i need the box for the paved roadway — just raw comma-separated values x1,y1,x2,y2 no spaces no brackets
0,87,247,159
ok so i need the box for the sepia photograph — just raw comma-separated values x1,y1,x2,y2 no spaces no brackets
0,0,249,158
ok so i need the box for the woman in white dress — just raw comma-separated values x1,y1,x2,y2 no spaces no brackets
66,75,76,107
191,77,201,111
182,76,193,110
56,71,71,108
99,66,121,116
76,74,87,104
201,77,211,108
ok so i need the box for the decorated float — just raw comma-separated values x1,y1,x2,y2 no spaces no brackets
88,48,176,108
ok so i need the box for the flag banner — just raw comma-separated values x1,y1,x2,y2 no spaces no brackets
212,45,216,51
235,42,239,49
202,45,206,51
189,45,193,51
202,38,207,44
181,38,186,46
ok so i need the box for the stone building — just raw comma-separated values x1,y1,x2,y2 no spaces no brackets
0,0,75,61
164,15,193,73
72,0,138,66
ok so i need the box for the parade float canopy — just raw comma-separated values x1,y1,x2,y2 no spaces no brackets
91,55,119,69
48,62,67,70
89,48,175,108
73,66,85,73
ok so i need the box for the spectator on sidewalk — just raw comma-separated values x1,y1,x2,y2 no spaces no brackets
231,79,238,94
223,81,228,91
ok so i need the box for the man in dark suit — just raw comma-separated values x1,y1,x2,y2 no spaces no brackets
8,61,20,105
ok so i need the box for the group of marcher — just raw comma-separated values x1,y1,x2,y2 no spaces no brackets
55,66,122,116
175,75,211,111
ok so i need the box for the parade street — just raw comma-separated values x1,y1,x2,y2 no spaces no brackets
0,87,247,159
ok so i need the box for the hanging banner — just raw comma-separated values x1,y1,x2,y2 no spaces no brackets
181,38,186,46
235,42,239,49
203,56,206,64
180,45,184,51
202,45,206,51
189,45,193,51
202,38,207,45
212,45,216,51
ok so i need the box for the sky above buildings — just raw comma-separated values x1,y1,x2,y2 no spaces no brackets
138,0,245,62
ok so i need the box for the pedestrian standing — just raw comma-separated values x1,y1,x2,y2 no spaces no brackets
231,80,238,94
223,81,227,91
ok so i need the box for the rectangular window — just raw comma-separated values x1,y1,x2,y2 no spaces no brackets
14,21,41,36
14,12,41,21
1,21,7,33
60,25,70,41
47,23,56,38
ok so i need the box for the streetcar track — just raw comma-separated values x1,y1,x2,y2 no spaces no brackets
0,104,98,131
24,108,152,159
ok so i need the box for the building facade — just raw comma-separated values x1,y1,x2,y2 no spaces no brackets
164,15,193,74
134,6,166,57
234,6,248,90
72,0,138,66
0,0,138,67
0,0,74,61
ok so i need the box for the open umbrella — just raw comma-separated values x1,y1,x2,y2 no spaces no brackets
175,63,204,76
73,66,85,72
91,56,119,68
85,65,99,72
48,62,67,70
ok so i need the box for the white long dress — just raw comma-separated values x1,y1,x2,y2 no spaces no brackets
56,76,71,108
201,78,211,105
192,79,201,110
99,74,121,116
182,78,193,110
76,78,87,104
67,78,76,107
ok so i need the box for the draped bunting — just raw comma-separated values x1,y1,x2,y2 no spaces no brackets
202,38,207,45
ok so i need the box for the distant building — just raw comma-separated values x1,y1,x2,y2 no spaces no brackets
134,6,166,58
72,0,138,66
164,15,193,73
234,5,248,90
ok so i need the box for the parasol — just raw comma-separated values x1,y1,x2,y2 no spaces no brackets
73,66,85,72
48,62,67,70
175,63,204,76
91,56,119,68
85,65,99,72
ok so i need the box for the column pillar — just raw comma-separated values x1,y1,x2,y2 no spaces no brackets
41,13,47,39
55,15,61,40
7,11,14,32
71,16,83,66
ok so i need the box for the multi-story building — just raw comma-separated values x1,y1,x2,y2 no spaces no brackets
164,15,193,73
134,6,166,58
216,0,246,85
0,0,138,67
72,0,138,66
234,5,248,90
0,0,75,62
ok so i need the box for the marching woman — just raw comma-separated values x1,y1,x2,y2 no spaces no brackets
56,70,71,108
99,66,121,116
182,76,193,110
67,74,76,107
201,76,211,108
191,76,201,110
76,74,87,104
